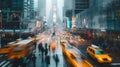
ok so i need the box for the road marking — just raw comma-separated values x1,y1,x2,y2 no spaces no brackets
111,63,120,65
0,61,6,66
2,61,10,67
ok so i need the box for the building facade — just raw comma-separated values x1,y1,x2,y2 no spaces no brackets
76,0,120,31
38,0,46,18
75,0,89,14
30,0,34,19
0,0,34,29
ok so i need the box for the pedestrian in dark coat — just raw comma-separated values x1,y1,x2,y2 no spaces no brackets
34,41,37,49
54,54,59,67
41,46,44,56
45,54,50,67
38,43,42,52
45,48,48,56
22,57,27,67
32,54,36,67
45,43,48,49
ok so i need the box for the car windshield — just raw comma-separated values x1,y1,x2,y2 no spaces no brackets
95,50,106,55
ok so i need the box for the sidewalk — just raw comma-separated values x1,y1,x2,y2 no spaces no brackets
33,36,64,67
49,36,64,67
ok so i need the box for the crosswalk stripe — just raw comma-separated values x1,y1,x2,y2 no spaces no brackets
1,61,10,67
0,61,6,66
111,63,120,65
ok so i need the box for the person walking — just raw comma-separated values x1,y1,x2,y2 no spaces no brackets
45,48,48,56
22,57,27,67
34,41,37,49
54,54,59,67
41,46,44,56
38,43,42,52
45,54,50,67
45,43,48,49
32,54,36,67
41,46,44,62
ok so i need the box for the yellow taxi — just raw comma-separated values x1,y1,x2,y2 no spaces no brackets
0,46,12,54
0,42,18,54
86,45,112,63
61,42,93,67
61,42,79,67
60,36,67,43
69,49,93,67
33,37,39,41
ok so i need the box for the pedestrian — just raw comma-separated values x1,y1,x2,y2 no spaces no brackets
34,41,37,49
54,54,59,67
41,46,44,56
32,54,36,67
45,48,48,56
45,54,50,67
22,57,27,67
38,43,42,52
45,43,48,49
41,46,44,62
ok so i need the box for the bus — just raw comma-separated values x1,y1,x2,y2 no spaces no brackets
8,38,35,60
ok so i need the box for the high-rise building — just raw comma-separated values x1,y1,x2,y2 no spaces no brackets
75,0,120,31
106,0,120,30
64,0,73,18
75,0,89,14
38,0,46,18
64,0,89,19
30,0,34,19
0,0,34,29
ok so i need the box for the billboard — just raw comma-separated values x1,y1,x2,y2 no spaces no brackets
67,17,72,28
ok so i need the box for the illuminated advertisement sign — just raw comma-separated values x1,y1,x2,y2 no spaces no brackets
67,18,72,28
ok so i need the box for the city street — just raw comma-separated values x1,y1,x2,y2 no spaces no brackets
0,30,65,67
68,34,120,67
0,30,120,67
0,0,120,67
